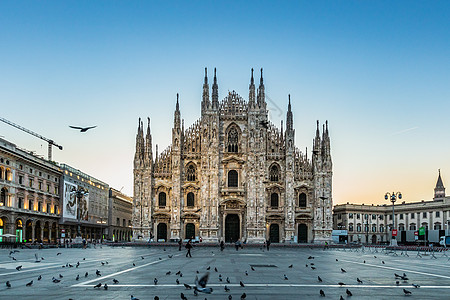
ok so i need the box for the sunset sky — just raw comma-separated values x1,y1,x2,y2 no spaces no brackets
1,1,449,205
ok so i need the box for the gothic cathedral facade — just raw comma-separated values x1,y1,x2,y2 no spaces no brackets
132,68,333,243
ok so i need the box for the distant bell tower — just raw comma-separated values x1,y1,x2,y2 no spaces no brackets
434,169,446,200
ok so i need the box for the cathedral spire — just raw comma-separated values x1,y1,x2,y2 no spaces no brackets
174,93,181,128
212,68,219,109
202,67,210,111
434,169,446,200
249,68,255,108
313,120,321,154
257,68,265,108
286,94,293,132
144,117,152,166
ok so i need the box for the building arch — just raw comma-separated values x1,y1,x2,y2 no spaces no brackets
226,124,240,153
185,163,196,182
269,164,280,182
0,187,7,206
157,223,168,241
5,168,12,181
269,223,280,243
0,166,4,180
185,223,195,240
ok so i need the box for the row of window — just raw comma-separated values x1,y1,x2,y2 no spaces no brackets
0,167,12,181
348,213,384,220
115,218,132,227
348,223,385,233
0,191,59,213
347,222,444,232
347,211,443,220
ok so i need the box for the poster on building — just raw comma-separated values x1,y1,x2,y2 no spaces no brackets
63,181,77,219
79,191,89,221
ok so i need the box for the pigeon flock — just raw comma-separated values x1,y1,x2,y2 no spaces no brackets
2,245,437,299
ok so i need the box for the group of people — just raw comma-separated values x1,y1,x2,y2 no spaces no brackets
177,238,274,257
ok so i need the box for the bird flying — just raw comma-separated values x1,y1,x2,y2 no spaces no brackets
69,125,97,132
195,273,213,294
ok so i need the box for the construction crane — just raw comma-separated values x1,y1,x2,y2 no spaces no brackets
0,117,63,161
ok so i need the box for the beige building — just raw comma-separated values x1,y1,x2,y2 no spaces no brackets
333,171,450,244
0,138,61,243
108,188,133,242
133,69,333,244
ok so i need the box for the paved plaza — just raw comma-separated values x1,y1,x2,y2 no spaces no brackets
1,245,450,299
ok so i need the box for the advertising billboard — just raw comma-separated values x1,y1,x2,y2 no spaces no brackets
63,181,77,219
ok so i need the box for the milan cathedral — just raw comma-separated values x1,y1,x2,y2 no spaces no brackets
132,68,333,243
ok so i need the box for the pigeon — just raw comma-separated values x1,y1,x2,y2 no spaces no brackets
382,261,385,264
194,289,198,296
320,289,325,297
16,265,22,271
158,257,162,260
206,266,211,270
12,257,16,261
245,271,248,276
364,260,366,263
166,271,171,275
94,282,102,288
76,275,80,281
288,264,293,268
131,296,139,300
340,296,345,300
228,295,232,300
346,289,352,296
176,279,180,284
219,277,223,282
240,281,245,287
96,270,101,276
176,271,181,275
341,268,346,273
141,256,145,260
318,276,322,282
181,293,188,300
133,263,136,267
69,125,97,132
311,263,315,266
194,273,213,293
338,282,345,286
311,266,316,270
306,264,308,267
6,281,11,288
395,273,401,278
336,259,339,261
52,277,61,283
154,297,159,300
403,273,407,277
76,262,80,268
104,283,108,290
184,283,192,289
396,281,400,285
374,256,377,258
26,280,33,286
101,262,105,266
224,285,230,292
412,283,420,288
85,272,89,277
68,264,73,268
168,255,173,258
251,266,255,271
401,276,409,281
113,278,119,284
403,289,412,295
357,278,363,284
308,256,314,259
214,267,218,272
38,275,42,281
59,274,63,278
57,253,62,256
83,258,85,260
154,278,158,285
179,273,183,277
284,274,288,280
226,277,230,283
240,293,246,300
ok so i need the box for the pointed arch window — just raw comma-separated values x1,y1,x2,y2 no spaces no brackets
227,127,239,153
186,164,196,181
158,192,167,207
187,192,195,207
270,165,279,182
299,193,307,208
270,193,279,208
228,170,238,187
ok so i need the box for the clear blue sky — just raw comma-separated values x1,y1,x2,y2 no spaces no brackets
1,1,449,204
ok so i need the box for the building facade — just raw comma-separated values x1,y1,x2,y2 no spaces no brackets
133,69,333,243
108,188,133,242
59,164,109,242
0,138,61,243
333,171,450,244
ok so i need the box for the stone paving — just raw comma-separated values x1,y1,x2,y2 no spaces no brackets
1,245,450,299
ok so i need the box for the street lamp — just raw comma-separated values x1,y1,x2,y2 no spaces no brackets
71,187,89,239
319,195,328,228
385,191,402,246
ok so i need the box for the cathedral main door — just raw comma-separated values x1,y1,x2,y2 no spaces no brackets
225,214,240,243
269,224,280,243
157,223,167,241
298,224,308,243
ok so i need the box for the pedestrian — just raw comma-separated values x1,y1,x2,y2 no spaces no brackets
220,240,225,251
235,239,240,251
178,238,183,251
82,239,87,249
266,239,271,251
185,239,193,257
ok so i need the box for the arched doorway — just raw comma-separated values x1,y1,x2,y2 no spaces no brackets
0,218,4,242
185,223,195,240
298,224,308,243
43,222,49,242
225,214,240,243
157,223,167,241
35,221,42,242
269,224,280,243
16,219,23,242
25,220,33,242
371,234,377,244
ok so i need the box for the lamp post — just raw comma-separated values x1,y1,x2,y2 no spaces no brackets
319,195,328,229
385,191,402,246
71,187,89,239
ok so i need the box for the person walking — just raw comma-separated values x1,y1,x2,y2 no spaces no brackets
178,238,182,251
235,239,240,251
185,239,193,257
220,240,225,251
266,239,271,251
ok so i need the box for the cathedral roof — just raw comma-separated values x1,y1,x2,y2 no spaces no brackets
219,91,247,116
